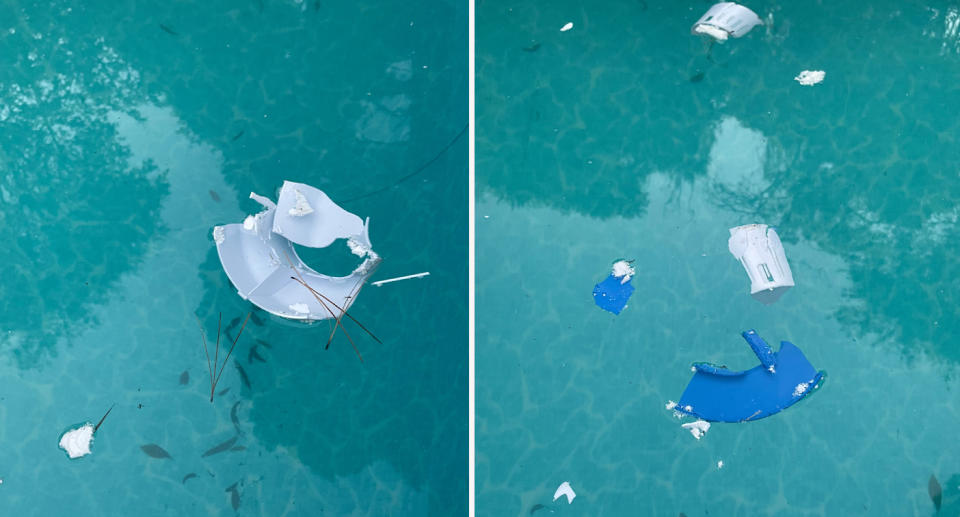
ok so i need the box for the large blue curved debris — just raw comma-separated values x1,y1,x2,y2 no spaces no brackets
592,274,634,315
674,330,825,423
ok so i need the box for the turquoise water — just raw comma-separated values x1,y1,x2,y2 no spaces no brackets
478,1,960,516
0,1,466,515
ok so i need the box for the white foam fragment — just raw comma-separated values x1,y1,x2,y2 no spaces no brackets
212,226,225,245
242,215,257,231
347,237,371,257
611,260,635,284
665,400,677,410
794,70,825,86
718,460,724,469
793,382,810,397
553,481,576,504
768,365,776,373
59,424,94,459
289,303,309,314
694,24,729,41
684,405,693,412
560,22,573,32
681,419,710,440
288,189,314,217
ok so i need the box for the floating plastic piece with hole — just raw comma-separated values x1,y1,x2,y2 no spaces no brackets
592,260,635,314
673,330,825,423
728,224,794,304
214,181,381,321
691,3,762,42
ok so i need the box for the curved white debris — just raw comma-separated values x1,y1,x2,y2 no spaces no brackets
214,182,381,321
553,481,576,504
692,3,762,41
560,22,573,32
59,424,94,459
681,419,711,440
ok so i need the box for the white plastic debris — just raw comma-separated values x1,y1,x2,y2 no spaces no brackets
794,70,825,86
59,424,94,459
718,460,724,469
553,481,576,504
214,181,381,321
611,260,635,284
288,189,314,217
665,400,678,410
371,272,430,286
793,382,810,397
692,3,762,41
560,22,574,32
681,419,711,440
728,224,795,304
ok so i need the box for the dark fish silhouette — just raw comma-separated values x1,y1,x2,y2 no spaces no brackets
225,482,241,510
255,338,272,349
224,316,242,342
230,401,242,433
94,404,115,432
218,387,231,396
249,312,265,326
235,361,251,389
689,71,705,83
159,24,178,36
522,43,541,52
248,345,266,364
231,130,244,142
202,436,239,458
680,513,688,517
530,503,555,514
179,370,189,385
230,446,246,452
141,444,173,459
930,474,943,511
209,190,220,202
182,473,198,484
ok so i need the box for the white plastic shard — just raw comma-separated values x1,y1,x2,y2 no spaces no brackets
728,224,794,304
214,181,381,321
273,181,366,249
681,419,711,440
59,424,94,459
560,22,574,32
692,3,762,41
553,481,576,504
794,70,825,86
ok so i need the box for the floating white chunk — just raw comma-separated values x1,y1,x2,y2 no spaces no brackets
794,70,825,86
371,272,430,286
553,481,576,504
793,382,810,397
718,460,724,469
665,400,678,410
213,226,226,245
560,22,573,32
242,215,257,231
681,419,711,440
728,224,795,304
611,260,635,284
691,3,761,41
59,424,94,459
694,24,729,41
288,189,315,217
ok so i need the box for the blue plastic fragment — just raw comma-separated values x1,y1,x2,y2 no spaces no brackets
593,274,635,315
674,330,825,423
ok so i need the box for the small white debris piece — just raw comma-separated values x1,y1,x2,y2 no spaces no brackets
681,419,711,440
288,189,315,217
794,70,825,86
694,24,729,41
718,460,724,469
684,405,693,412
347,237,372,257
553,481,576,504
560,22,573,32
665,400,678,410
691,366,697,372
59,424,94,459
289,303,310,314
793,382,810,397
768,365,776,373
371,272,430,286
611,260,635,284
213,226,226,245
242,215,257,231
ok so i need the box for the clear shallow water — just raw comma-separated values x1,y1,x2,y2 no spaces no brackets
478,1,960,516
0,1,465,515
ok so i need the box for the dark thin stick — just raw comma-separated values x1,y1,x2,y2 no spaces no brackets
324,280,364,349
289,276,382,344
93,404,116,433
213,313,222,387
197,317,214,393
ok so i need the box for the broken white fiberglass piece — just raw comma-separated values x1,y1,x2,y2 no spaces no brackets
214,181,381,321
553,482,576,504
59,424,94,459
692,2,762,41
728,224,794,304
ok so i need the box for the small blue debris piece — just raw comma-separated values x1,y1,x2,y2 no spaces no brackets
592,260,635,315
674,330,825,423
